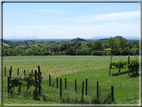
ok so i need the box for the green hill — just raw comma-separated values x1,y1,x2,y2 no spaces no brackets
70,37,87,43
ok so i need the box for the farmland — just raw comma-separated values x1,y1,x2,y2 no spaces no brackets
2,55,140,104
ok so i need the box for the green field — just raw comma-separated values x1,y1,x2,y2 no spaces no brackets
2,55,140,105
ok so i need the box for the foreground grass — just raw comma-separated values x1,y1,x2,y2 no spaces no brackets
3,69,139,104
2,55,140,104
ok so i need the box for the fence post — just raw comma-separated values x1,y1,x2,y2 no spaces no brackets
8,77,10,94
49,75,51,86
97,81,99,98
56,78,58,88
17,68,19,75
9,70,11,78
38,66,40,72
85,79,87,96
38,66,42,83
65,78,67,90
75,79,77,93
31,70,33,73
38,72,41,96
10,66,12,72
111,86,114,102
60,78,62,99
81,81,84,102
109,56,113,75
4,67,6,76
34,70,37,99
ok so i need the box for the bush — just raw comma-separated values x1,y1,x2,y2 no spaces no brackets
91,51,103,56
59,51,67,55
105,50,111,56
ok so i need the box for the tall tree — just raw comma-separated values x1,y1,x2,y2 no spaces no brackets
107,37,118,55
119,38,126,50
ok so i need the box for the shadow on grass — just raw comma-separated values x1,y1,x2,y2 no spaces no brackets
112,70,140,78
130,73,139,78
112,71,128,76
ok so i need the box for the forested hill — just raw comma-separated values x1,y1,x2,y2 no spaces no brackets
2,36,140,56
2,36,139,47
71,37,87,43
97,36,139,43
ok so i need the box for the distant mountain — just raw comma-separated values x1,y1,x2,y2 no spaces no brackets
3,36,41,40
90,36,139,40
124,36,139,40
23,36,40,40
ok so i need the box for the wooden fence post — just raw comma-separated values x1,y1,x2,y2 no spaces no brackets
4,67,6,76
9,70,11,78
49,75,51,86
38,72,41,96
109,56,113,75
38,66,40,72
111,86,114,102
60,78,62,99
56,78,58,88
17,68,19,75
31,70,33,73
65,78,67,90
35,70,37,99
75,79,77,93
38,66,42,83
85,79,87,96
81,81,84,102
97,81,99,98
10,66,12,72
8,77,10,94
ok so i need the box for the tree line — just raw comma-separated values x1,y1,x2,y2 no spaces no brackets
2,37,139,56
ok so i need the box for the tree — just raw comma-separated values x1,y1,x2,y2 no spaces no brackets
119,38,126,50
107,37,119,55
59,42,67,51
94,40,104,51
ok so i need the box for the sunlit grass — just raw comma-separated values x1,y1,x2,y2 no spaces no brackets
3,55,131,78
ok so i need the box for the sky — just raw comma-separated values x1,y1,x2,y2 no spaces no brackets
3,2,140,39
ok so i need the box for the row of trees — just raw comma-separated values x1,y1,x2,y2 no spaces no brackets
3,37,139,56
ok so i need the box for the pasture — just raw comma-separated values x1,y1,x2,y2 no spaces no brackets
2,55,140,104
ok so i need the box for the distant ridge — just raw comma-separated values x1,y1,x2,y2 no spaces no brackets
3,35,139,41
90,36,139,40
3,36,40,40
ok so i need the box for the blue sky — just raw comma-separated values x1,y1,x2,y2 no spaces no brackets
3,2,140,39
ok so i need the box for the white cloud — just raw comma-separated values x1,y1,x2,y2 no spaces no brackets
73,11,140,22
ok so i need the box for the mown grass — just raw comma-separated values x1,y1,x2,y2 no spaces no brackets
3,55,134,78
2,55,140,104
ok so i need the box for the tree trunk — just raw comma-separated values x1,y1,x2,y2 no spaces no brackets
118,68,121,74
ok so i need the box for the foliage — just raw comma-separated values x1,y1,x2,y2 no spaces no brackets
10,71,43,93
127,55,139,74
111,55,139,74
111,60,127,69
3,37,139,56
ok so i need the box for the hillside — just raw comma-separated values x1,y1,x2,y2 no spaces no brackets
2,36,139,47
70,37,87,43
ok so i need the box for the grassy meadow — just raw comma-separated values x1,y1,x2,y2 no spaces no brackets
2,55,140,104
